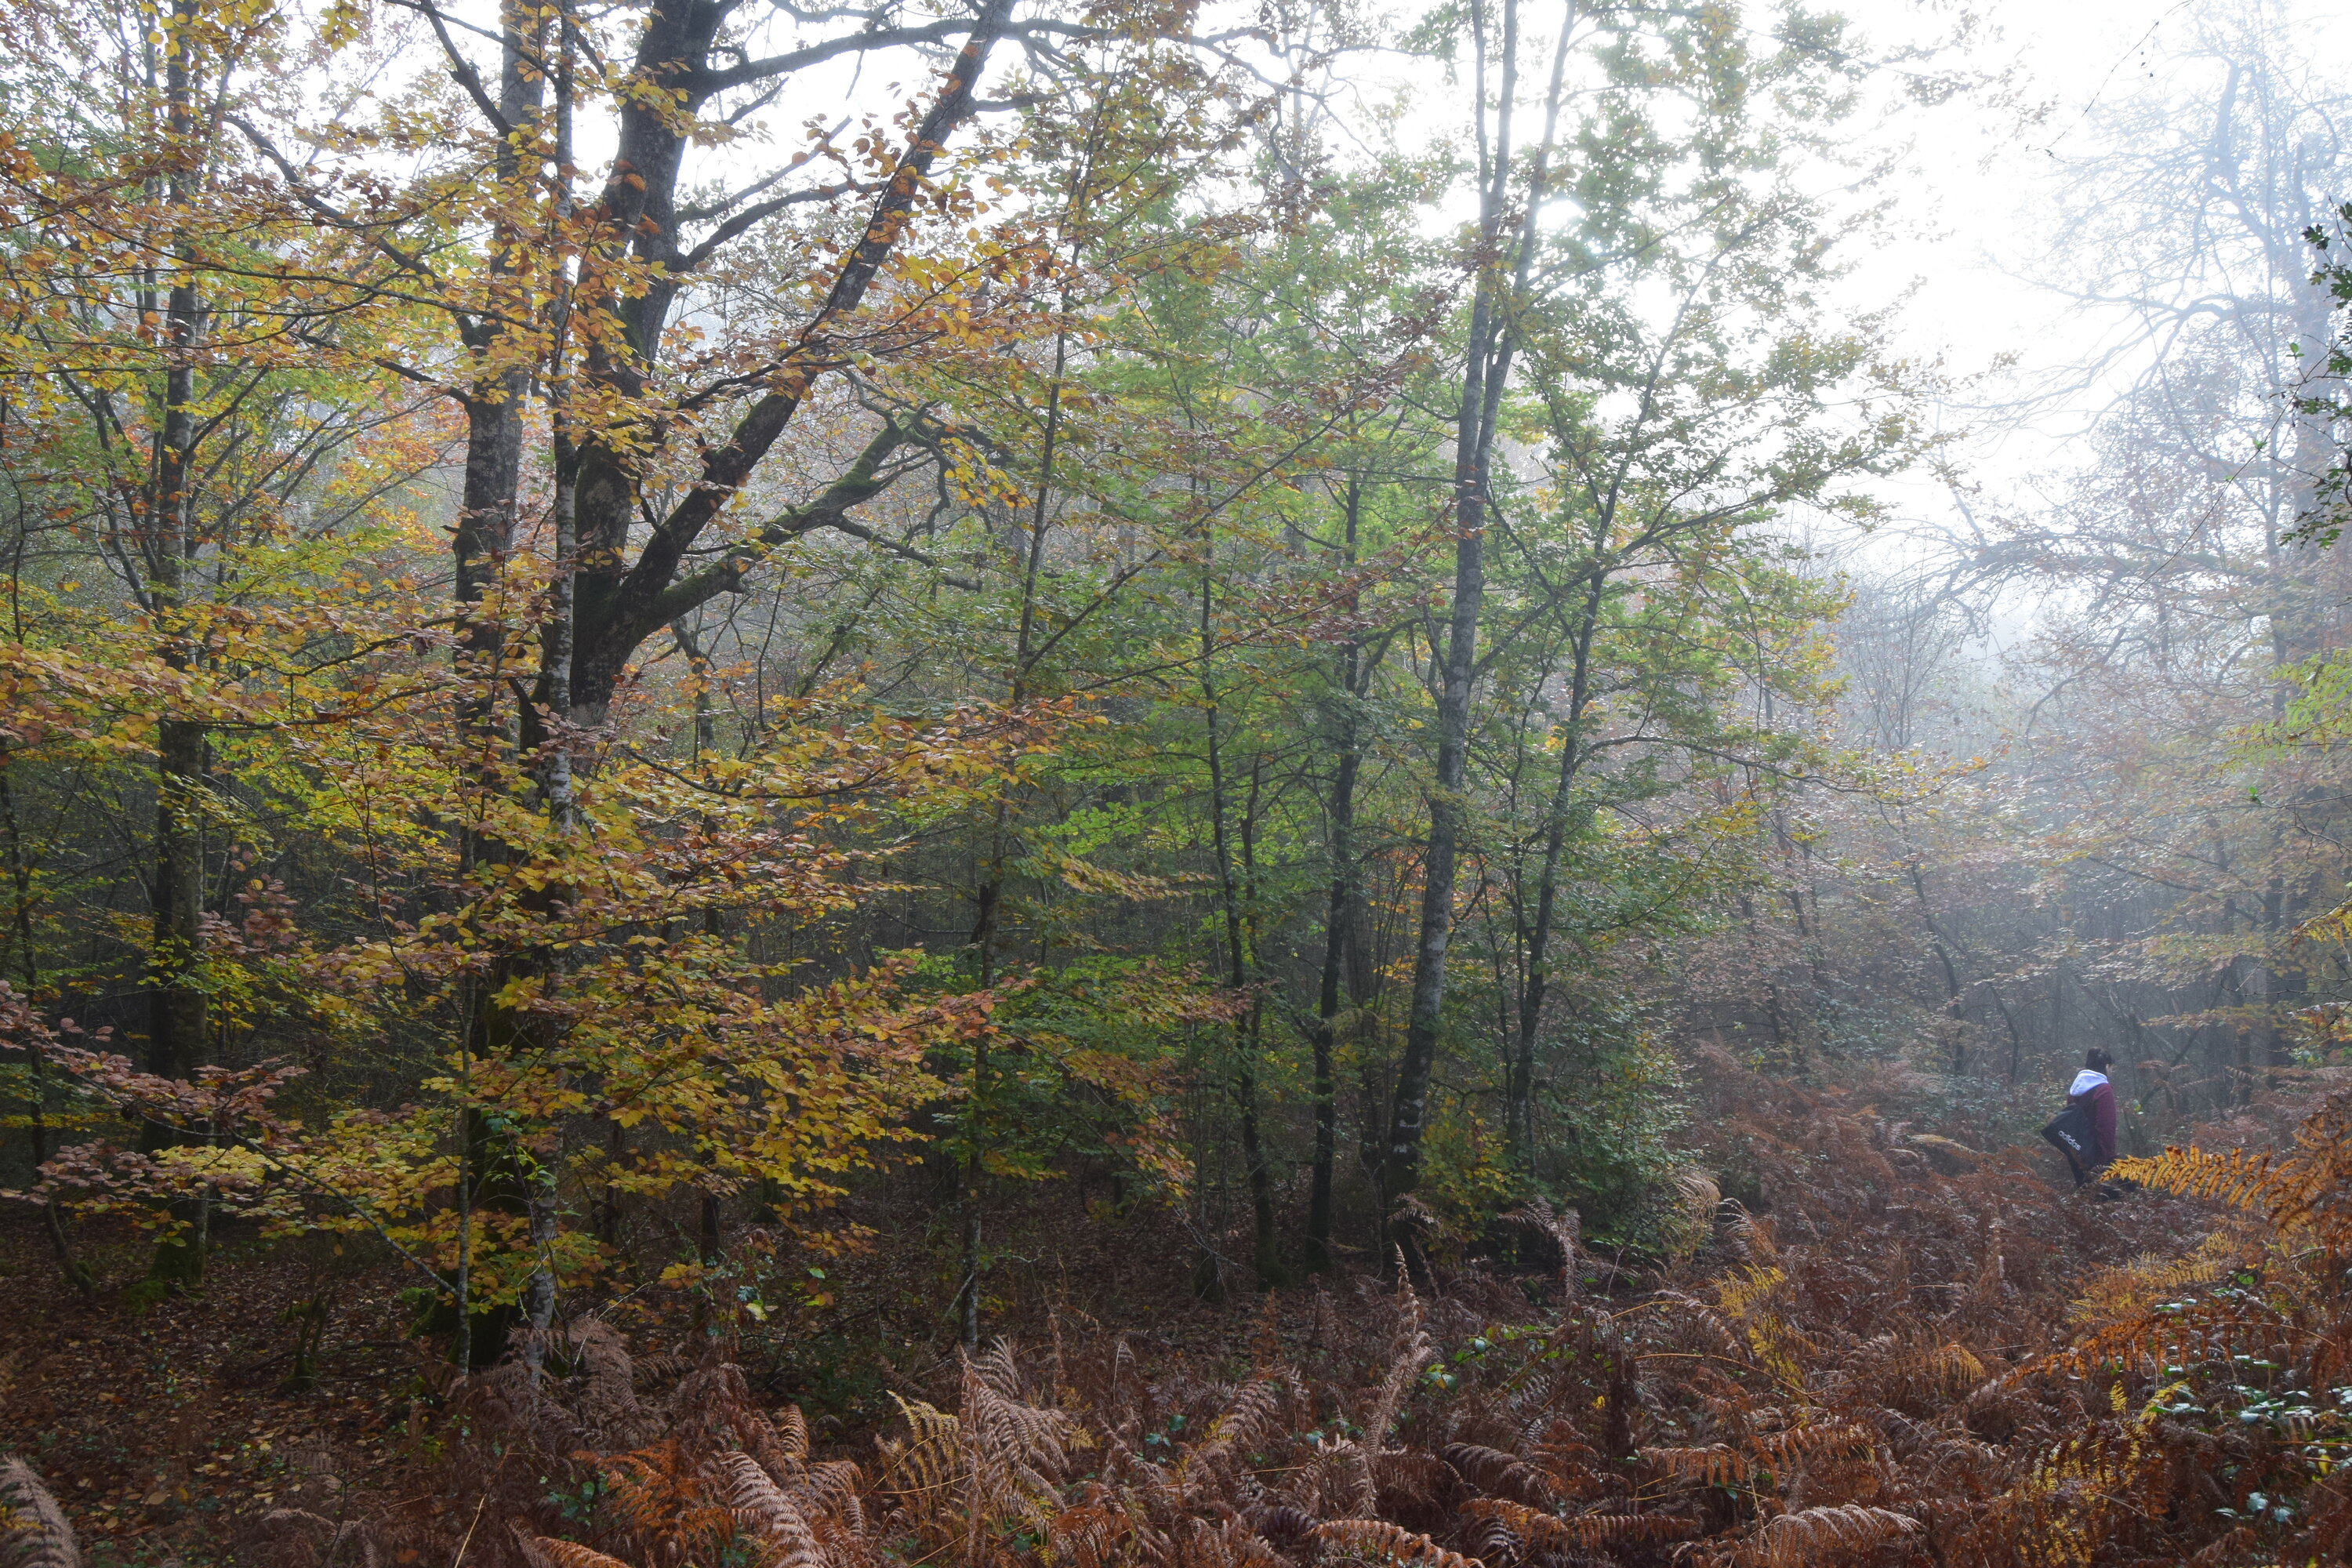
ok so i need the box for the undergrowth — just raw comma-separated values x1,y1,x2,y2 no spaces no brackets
10,1069,2352,1566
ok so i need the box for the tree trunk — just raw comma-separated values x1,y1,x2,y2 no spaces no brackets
0,759,93,1298
958,269,1068,1349
1381,0,1571,1241
1307,477,1373,1272
1508,575,1602,1163
449,0,549,1368
1203,555,1279,1286
142,0,210,1290
561,0,1015,724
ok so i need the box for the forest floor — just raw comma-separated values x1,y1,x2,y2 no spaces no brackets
0,1200,1346,1566
0,1066,2258,1567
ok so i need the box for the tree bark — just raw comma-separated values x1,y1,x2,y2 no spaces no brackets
1508,573,1602,1162
141,0,211,1290
1202,550,1279,1287
561,0,1015,723
1307,476,1373,1272
1381,0,1571,1238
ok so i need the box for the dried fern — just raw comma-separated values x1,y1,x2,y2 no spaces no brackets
0,1459,76,1568
1358,1285,1433,1450
972,1338,1027,1401
1438,1444,1550,1506
2067,1228,2255,1327
1308,1518,1481,1568
1642,1444,1744,1486
1461,1498,1695,1552
1748,1420,1870,1470
1180,1376,1289,1485
879,1394,964,1504
721,1450,825,1568
601,1440,737,1563
960,1348,1074,1520
1737,1504,1918,1567
516,1537,636,1568
776,1403,812,1465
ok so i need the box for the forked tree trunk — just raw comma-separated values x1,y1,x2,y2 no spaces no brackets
1383,0,1573,1252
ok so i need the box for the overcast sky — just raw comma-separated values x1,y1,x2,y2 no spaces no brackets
1849,0,2352,531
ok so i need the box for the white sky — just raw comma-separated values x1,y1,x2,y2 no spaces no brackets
1846,0,2352,534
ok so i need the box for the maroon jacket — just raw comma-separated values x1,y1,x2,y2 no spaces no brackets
2068,1070,2118,1167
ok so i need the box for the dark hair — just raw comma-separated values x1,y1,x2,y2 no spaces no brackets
2085,1048,2113,1073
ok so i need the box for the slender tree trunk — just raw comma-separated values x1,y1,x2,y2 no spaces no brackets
1381,0,1572,1243
0,759,93,1298
521,14,580,1377
1508,576,1601,1163
449,0,548,1369
1236,758,1279,1285
1202,547,1278,1286
1307,477,1371,1272
960,286,1071,1348
1384,285,1500,1234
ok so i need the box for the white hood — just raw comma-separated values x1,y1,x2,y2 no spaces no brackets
2069,1069,2109,1097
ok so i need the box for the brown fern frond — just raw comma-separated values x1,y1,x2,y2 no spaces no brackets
1725,1205,1777,1265
1461,1498,1695,1552
2109,1145,2305,1229
1643,1444,1744,1486
2067,1230,2253,1327
1247,1502,1319,1545
1185,1377,1288,1482
1187,1511,1291,1568
1747,1421,1870,1470
1308,1518,1480,1568
1736,1504,1918,1568
975,1337,1026,1399
1292,1445,1375,1523
601,1443,704,1535
880,1394,964,1502
2006,1290,2296,1385
1871,1410,2002,1472
1646,1290,1749,1363
776,1403,811,1465
1370,1449,1453,1510
1457,1510,1518,1568
1922,1342,1986,1396
1439,1444,1549,1505
801,1457,866,1519
568,1322,647,1443
1049,1497,1133,1568
1668,1170,1722,1261
953,1352,1079,1539
516,1537,637,1568
0,1458,76,1568
963,1355,1073,1478
1359,1320,1432,1449
1220,1377,1288,1455
722,1450,825,1568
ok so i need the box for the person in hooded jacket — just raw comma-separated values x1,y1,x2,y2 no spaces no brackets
2070,1048,2120,1183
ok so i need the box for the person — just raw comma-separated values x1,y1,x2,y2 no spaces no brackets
2069,1048,2119,1185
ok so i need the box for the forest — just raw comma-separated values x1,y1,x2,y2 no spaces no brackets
5,0,2352,1560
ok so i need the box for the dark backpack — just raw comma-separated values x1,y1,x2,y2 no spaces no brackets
2042,1101,2096,1186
